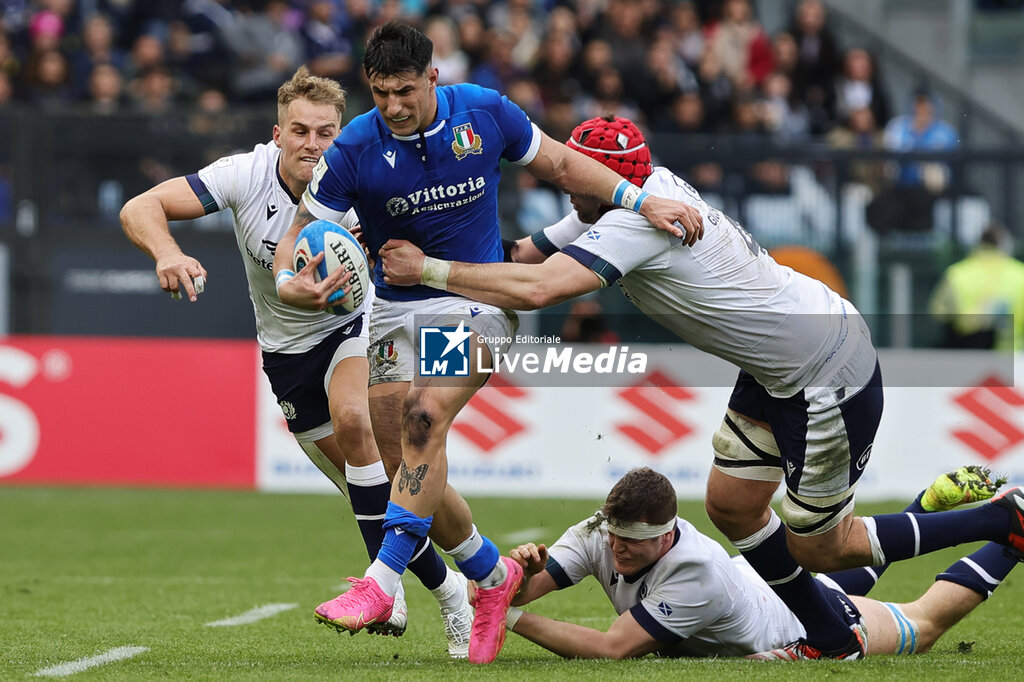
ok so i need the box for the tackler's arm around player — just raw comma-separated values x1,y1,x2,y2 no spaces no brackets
380,239,602,310
120,176,209,302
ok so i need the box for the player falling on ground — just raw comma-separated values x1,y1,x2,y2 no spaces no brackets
120,67,473,658
502,465,1018,660
379,114,1024,660
271,23,703,664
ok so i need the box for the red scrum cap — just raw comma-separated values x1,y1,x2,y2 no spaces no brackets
567,115,652,188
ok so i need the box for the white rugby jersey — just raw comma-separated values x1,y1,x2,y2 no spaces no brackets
189,140,371,353
539,167,872,397
546,515,805,657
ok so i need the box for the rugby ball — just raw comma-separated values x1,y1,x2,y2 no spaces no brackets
292,219,370,315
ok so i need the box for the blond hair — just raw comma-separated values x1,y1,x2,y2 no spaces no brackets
277,66,347,124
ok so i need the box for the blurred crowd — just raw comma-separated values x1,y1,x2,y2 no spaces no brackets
0,0,956,145
0,0,973,243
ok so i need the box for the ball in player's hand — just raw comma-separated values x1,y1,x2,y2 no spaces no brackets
292,219,370,315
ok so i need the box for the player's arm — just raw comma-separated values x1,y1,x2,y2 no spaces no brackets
507,235,547,264
271,199,349,311
510,608,663,660
508,542,558,606
120,176,209,302
380,239,602,310
524,131,703,245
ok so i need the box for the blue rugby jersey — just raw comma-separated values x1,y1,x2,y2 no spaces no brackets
303,83,541,301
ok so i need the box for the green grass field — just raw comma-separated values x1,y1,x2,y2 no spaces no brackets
3,487,1022,680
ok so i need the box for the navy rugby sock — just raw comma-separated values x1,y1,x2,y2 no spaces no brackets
345,462,389,561
735,514,856,651
936,542,1020,599
870,503,1009,563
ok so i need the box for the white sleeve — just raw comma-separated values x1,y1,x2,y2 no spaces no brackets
561,209,674,285
530,211,590,257
195,152,256,211
337,208,359,231
545,518,602,588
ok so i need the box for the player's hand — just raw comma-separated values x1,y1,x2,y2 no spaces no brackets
350,224,375,269
640,196,704,246
276,252,352,310
509,542,548,577
379,239,426,286
155,252,208,302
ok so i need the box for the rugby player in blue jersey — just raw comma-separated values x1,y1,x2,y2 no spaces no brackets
272,22,703,664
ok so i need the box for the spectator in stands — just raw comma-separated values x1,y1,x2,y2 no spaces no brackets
696,46,735,129
498,1,542,72
454,10,488,70
669,1,705,69
760,70,810,143
129,65,179,114
575,38,614,96
883,87,959,190
826,106,886,194
834,47,890,133
22,48,74,109
788,0,841,132
124,33,166,82
0,70,13,108
631,34,699,124
301,0,353,82
424,15,469,85
468,27,523,94
530,29,579,109
221,0,303,102
703,0,774,92
929,222,1024,351
658,89,711,134
0,30,19,84
70,12,127,99
595,0,649,76
86,61,125,114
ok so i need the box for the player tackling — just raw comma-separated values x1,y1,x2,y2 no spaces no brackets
380,114,1024,659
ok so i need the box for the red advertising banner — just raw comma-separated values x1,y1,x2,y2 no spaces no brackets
0,336,256,488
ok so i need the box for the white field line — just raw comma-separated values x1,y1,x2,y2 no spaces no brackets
205,603,298,627
500,527,548,545
33,646,148,677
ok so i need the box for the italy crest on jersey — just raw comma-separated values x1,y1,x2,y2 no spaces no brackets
451,123,483,160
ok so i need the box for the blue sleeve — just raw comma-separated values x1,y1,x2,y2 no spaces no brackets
479,86,535,164
306,137,359,215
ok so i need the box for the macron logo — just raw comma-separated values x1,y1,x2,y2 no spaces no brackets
383,150,396,169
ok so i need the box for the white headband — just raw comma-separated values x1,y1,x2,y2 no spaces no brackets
605,517,676,540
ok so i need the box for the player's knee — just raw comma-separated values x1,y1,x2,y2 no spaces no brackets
331,404,373,441
401,393,446,450
704,488,769,539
